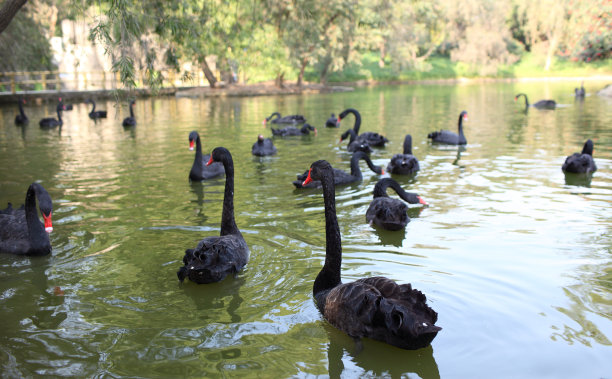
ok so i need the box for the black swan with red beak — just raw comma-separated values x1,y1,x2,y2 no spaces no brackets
0,182,53,256
302,160,440,350
366,178,427,231
427,111,468,145
188,131,225,180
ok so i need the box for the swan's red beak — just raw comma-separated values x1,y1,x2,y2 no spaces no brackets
418,196,428,205
314,128,317,136
189,140,194,151
302,168,313,186
262,119,267,126
43,212,53,233
381,169,385,175
206,156,214,166
338,137,344,144
463,114,468,121
514,97,517,102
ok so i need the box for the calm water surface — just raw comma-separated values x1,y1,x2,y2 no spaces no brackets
0,81,611,378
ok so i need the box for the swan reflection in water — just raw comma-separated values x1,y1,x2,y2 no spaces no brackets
323,323,440,379
180,276,245,324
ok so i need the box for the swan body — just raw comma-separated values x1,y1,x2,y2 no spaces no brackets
178,147,249,284
271,123,316,136
122,100,136,126
39,103,63,128
252,134,277,156
340,129,372,154
427,111,468,145
366,178,426,231
188,131,225,181
562,139,597,174
86,99,107,119
0,183,53,256
387,134,420,175
264,112,306,125
293,151,383,189
338,108,388,147
514,93,556,110
15,98,28,125
326,113,339,127
303,160,440,350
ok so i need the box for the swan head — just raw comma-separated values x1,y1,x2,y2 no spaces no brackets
42,211,53,233
188,131,198,151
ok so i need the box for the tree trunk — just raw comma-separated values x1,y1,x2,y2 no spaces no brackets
319,55,332,84
379,41,385,68
275,72,285,88
200,56,217,88
0,0,27,34
297,57,308,87
544,33,559,71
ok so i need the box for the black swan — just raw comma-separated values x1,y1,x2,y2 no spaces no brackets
427,111,468,145
15,98,28,125
86,99,107,119
58,97,73,111
252,134,277,156
122,100,136,127
366,178,427,231
39,102,64,128
263,112,306,125
387,134,420,175
326,113,339,127
575,82,585,98
271,123,316,136
339,128,372,154
514,93,556,110
0,182,53,256
562,139,597,174
302,160,440,349
188,131,225,181
293,151,383,189
338,108,388,147
178,147,249,284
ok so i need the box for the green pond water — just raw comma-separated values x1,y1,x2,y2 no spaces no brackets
0,81,611,378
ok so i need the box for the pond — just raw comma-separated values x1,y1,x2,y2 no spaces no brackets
1,81,611,377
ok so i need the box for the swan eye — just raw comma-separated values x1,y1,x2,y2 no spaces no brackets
422,322,428,327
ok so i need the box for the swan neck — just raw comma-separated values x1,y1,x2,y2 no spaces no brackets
25,185,45,247
220,155,239,236
351,111,361,134
349,153,365,179
314,170,342,294
129,103,134,118
18,101,25,116
403,135,413,154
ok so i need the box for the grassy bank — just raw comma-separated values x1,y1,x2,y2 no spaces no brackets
302,52,611,84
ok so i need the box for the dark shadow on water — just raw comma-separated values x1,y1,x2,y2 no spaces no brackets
180,276,245,324
324,323,440,379
373,227,406,247
564,172,594,187
452,147,466,166
189,181,209,224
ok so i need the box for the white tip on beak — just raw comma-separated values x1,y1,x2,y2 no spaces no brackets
45,226,53,233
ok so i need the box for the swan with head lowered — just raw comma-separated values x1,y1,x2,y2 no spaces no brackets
337,108,388,147
0,182,53,256
15,98,28,125
271,123,317,136
178,147,249,284
427,111,468,145
339,129,372,154
122,100,136,127
263,112,306,125
188,131,225,181
514,93,556,110
387,134,420,175
562,139,597,174
366,178,427,231
252,134,277,156
39,102,64,128
326,113,339,127
302,160,440,350
85,99,107,119
293,151,383,189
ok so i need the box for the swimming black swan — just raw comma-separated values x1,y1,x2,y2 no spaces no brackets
271,123,316,136
514,93,556,110
326,113,339,127
263,112,306,125
302,160,440,349
0,182,53,256
338,108,388,147
387,134,420,175
15,98,28,125
562,139,597,174
86,99,107,119
366,178,427,231
122,100,136,127
178,147,249,284
293,151,383,189
575,82,585,98
427,111,468,145
188,131,225,181
339,128,372,154
252,134,277,156
39,102,63,128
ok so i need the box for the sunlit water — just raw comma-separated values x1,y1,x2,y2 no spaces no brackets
1,81,611,378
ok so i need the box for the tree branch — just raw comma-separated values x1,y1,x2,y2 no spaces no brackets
0,0,27,34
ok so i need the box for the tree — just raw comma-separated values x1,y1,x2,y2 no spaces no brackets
0,0,27,34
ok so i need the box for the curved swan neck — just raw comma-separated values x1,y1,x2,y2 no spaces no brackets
18,100,25,116
89,101,96,112
340,108,361,134
218,151,239,236
516,93,529,107
129,102,134,118
403,135,413,154
583,139,594,156
342,128,357,143
25,184,46,248
314,166,342,294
